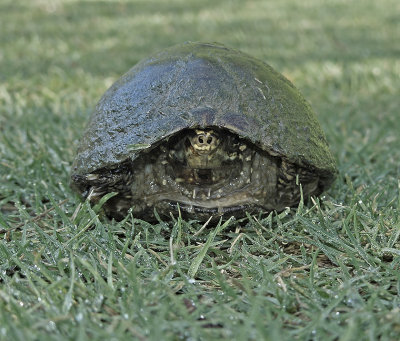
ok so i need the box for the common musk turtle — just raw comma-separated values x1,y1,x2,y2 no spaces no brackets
71,42,337,221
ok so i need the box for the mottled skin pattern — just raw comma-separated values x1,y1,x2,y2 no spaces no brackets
72,128,320,220
71,42,337,221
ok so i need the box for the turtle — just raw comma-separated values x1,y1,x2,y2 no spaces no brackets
70,42,337,221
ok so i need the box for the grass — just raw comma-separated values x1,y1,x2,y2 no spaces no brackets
1,0,400,339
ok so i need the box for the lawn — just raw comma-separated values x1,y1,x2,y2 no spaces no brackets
1,0,400,340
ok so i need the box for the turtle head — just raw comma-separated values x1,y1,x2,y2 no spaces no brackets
185,129,222,169
188,129,220,155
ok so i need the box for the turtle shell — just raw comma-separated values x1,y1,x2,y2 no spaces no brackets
71,42,337,220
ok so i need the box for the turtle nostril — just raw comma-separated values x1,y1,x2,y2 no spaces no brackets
207,137,213,144
198,136,204,144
